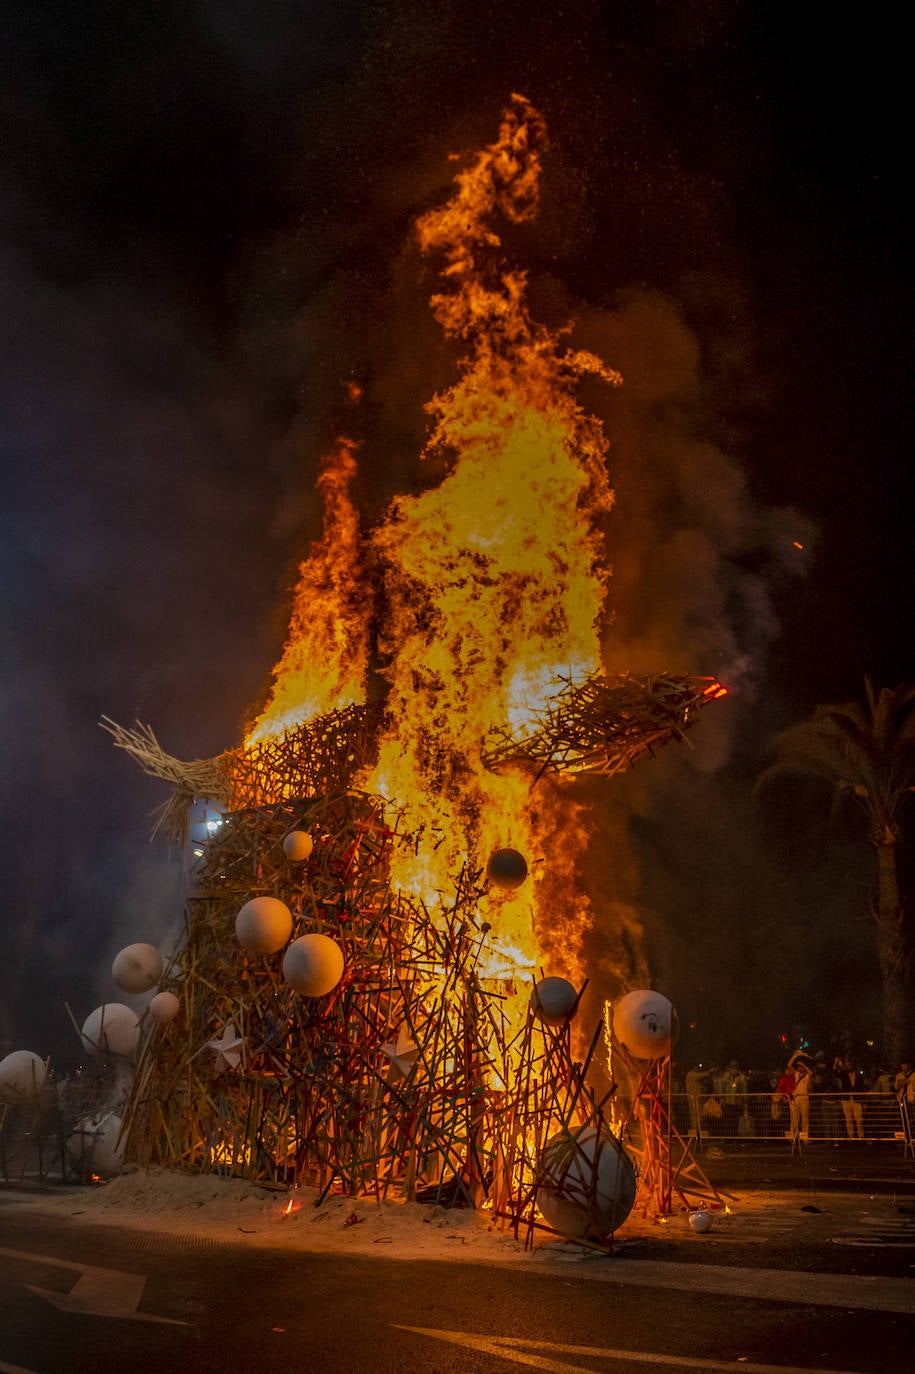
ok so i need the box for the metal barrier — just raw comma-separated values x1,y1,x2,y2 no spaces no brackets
667,1092,912,1152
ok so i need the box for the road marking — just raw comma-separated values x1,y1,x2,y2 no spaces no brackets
0,1246,189,1325
525,1255,915,1314
396,1326,865,1374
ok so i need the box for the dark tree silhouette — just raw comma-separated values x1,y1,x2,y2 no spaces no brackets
759,681,915,1067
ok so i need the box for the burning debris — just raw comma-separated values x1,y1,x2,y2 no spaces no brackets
102,96,725,1243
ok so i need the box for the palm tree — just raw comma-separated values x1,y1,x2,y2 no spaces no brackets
759,681,915,1067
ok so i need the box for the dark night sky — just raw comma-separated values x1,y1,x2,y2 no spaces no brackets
1,1,912,1069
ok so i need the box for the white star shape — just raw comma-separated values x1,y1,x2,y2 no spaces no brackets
208,1021,245,1071
380,1025,420,1078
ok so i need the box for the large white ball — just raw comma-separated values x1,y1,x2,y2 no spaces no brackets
0,1050,47,1103
537,1126,637,1240
282,933,344,997
81,1004,141,1059
149,990,181,1023
235,896,293,955
283,830,314,862
612,989,679,1060
67,1111,125,1179
486,847,529,890
112,942,163,994
530,977,578,1025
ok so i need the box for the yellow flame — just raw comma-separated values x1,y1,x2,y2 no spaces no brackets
246,437,371,746
368,95,619,986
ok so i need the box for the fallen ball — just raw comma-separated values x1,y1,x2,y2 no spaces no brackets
537,1126,637,1240
689,1209,713,1233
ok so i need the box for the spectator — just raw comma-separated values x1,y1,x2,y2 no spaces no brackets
836,1055,866,1140
714,1060,748,1137
772,1062,795,1134
788,1050,813,1139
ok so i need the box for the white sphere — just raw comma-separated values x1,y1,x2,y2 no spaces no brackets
67,1111,125,1178
283,830,314,862
612,989,679,1060
530,977,578,1025
689,1209,713,1233
149,990,181,1023
486,847,528,890
282,933,344,997
112,942,163,994
235,896,293,955
81,1004,141,1059
537,1126,637,1240
0,1050,47,1103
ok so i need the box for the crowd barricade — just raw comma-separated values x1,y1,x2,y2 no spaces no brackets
669,1091,912,1152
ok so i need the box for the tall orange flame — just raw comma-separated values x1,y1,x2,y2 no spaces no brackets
246,437,371,746
368,95,620,983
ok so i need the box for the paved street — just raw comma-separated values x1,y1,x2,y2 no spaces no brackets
1,1195,914,1374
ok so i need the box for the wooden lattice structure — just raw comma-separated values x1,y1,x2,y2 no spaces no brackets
121,780,616,1236
608,1035,722,1218
483,672,726,780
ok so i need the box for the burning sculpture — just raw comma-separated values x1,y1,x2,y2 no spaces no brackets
104,96,724,1240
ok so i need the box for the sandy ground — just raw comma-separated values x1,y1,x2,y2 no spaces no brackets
0,1166,872,1265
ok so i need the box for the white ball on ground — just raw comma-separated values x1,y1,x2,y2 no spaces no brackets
689,1209,713,1233
282,933,344,997
537,1126,637,1240
112,942,163,994
0,1050,47,1103
149,990,181,1023
235,896,293,955
81,1004,141,1059
486,847,528,890
283,830,314,862
611,989,679,1060
530,977,578,1024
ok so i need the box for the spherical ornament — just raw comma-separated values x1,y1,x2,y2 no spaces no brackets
612,989,679,1060
81,1004,141,1059
282,933,344,998
67,1111,125,1178
235,896,293,955
112,942,163,994
0,1050,47,1103
537,1126,637,1241
530,977,578,1025
689,1208,713,1233
149,990,181,1024
486,847,529,890
283,830,314,863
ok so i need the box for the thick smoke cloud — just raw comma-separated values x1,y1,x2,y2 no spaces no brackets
1,1,909,1067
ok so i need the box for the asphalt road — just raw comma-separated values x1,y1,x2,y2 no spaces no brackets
1,1203,914,1374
